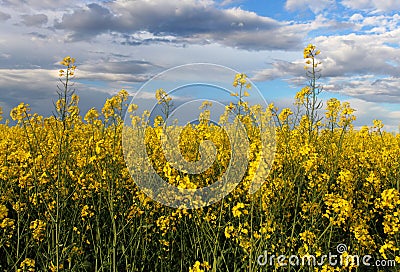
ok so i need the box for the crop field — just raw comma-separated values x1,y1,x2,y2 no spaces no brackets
0,46,399,271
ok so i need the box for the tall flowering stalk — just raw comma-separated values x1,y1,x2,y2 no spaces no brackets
57,56,77,129
54,56,77,271
296,44,323,139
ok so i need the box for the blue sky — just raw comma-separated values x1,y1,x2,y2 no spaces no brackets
0,0,400,130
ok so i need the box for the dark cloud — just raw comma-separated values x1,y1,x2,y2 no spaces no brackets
0,68,113,120
0,11,11,21
113,33,183,47
55,3,115,40
55,1,303,50
21,13,48,26
0,69,61,118
28,31,48,39
325,76,400,104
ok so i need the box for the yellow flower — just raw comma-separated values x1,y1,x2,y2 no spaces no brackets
323,194,352,226
156,88,172,104
60,56,75,66
225,225,234,238
304,44,316,59
232,73,248,88
202,261,211,270
189,260,210,272
95,139,105,154
30,220,46,242
81,205,94,220
0,204,8,221
10,102,30,121
278,108,293,122
379,241,398,259
49,262,64,272
118,89,129,101
295,86,311,105
128,103,139,113
199,101,212,110
0,218,15,228
373,119,384,129
232,202,247,217
189,261,204,272
84,107,100,122
18,258,35,272
300,230,316,245
377,189,400,210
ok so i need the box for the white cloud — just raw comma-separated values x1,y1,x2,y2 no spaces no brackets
349,13,364,22
314,30,400,76
78,70,150,83
341,0,400,12
251,60,305,82
252,16,400,106
285,0,335,13
218,0,244,6
345,98,400,131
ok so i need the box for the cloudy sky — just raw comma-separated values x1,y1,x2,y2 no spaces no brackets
0,0,400,130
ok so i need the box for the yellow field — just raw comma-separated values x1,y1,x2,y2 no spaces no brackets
0,49,399,271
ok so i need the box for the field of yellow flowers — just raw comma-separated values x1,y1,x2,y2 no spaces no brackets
0,46,399,271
